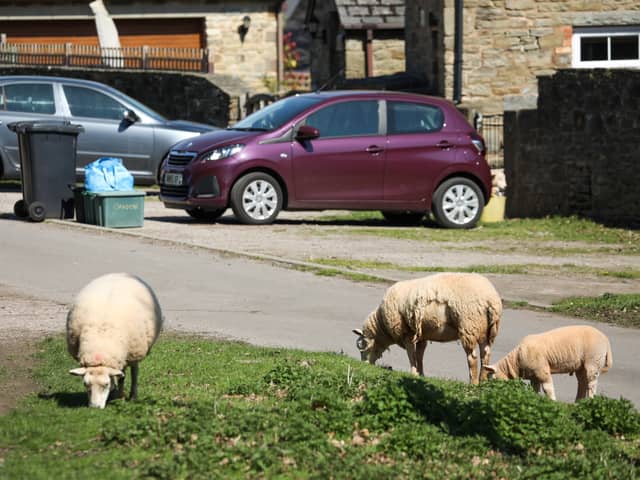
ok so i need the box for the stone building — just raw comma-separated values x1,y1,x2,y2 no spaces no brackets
302,0,405,90
405,0,640,116
0,0,286,94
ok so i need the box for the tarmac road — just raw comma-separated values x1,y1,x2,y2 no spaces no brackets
1,215,638,407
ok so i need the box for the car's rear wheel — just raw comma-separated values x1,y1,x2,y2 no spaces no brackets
381,211,425,226
431,177,484,229
230,172,283,225
186,207,226,222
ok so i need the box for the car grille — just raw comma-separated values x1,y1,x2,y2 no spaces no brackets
167,150,197,167
160,184,189,197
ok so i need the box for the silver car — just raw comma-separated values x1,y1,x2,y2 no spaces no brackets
0,75,218,184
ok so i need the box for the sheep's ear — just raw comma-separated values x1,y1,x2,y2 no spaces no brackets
352,329,363,336
107,368,125,378
483,365,497,373
69,367,87,376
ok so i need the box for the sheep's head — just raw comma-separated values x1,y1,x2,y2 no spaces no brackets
482,365,508,380
69,366,124,408
352,328,384,364
352,328,370,361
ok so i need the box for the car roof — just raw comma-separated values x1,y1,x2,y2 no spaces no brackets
0,75,112,90
296,90,454,107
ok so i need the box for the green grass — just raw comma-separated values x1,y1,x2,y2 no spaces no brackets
315,213,640,254
309,257,640,279
1,335,638,479
551,293,640,329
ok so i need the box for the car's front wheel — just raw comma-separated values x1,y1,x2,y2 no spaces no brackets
431,177,484,229
230,172,283,225
186,207,226,222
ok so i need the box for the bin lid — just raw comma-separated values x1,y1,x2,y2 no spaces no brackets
7,120,84,134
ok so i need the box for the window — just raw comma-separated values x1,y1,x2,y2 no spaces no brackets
304,101,379,138
387,101,444,134
572,26,640,68
63,85,127,120
0,83,55,114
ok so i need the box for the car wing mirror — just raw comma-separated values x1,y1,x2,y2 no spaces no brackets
124,109,140,124
295,125,320,141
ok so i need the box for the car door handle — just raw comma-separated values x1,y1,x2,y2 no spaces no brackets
366,145,384,154
437,141,453,149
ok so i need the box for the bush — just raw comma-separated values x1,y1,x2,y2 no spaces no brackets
467,380,580,453
571,395,640,436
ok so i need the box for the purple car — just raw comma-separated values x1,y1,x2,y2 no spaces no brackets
159,90,491,228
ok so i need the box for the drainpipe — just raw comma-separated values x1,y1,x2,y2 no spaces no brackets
276,4,284,91
453,0,463,104
365,28,373,77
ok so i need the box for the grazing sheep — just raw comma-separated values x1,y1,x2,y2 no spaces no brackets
66,272,163,408
483,325,612,401
352,272,503,384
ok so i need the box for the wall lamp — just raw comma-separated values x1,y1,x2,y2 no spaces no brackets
238,15,251,43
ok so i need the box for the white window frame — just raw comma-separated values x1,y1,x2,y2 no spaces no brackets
572,26,640,68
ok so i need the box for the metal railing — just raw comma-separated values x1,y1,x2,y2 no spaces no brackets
475,113,504,168
0,42,209,73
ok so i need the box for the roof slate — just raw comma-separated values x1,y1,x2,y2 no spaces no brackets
335,0,404,29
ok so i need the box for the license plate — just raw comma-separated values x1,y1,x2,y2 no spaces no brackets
164,172,183,186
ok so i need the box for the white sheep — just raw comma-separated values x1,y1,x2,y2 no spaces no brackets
352,272,503,384
66,272,163,408
483,325,613,401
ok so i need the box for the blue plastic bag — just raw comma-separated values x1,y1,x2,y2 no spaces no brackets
84,157,134,192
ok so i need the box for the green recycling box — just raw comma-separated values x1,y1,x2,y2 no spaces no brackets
93,191,145,228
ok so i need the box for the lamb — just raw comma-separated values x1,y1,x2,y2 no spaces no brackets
66,272,163,408
352,272,503,384
483,325,612,401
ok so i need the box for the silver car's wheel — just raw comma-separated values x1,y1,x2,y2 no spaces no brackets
432,177,483,229
230,172,282,225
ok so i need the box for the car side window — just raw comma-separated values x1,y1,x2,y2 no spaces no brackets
304,100,379,138
0,83,55,114
63,85,127,120
387,101,444,134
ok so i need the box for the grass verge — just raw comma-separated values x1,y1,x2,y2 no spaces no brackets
309,257,640,280
551,293,640,329
0,335,638,479
315,213,640,254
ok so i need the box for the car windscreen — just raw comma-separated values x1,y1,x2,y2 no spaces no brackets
231,95,325,131
107,88,167,121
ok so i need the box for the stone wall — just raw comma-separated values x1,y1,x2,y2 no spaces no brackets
205,9,279,92
504,69,640,227
345,32,405,79
405,0,640,115
0,66,231,127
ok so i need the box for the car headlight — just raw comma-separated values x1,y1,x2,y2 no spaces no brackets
202,144,244,161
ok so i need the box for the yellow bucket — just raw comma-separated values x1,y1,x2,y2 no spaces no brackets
480,196,506,223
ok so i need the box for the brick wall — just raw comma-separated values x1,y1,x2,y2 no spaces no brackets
504,69,640,227
0,66,231,127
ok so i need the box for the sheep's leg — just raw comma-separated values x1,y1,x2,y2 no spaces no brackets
478,342,491,382
530,379,541,394
575,367,588,401
585,369,600,399
463,344,479,385
116,375,126,399
129,362,139,401
404,340,420,376
415,340,427,376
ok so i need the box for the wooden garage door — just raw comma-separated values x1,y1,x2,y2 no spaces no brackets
0,18,204,48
